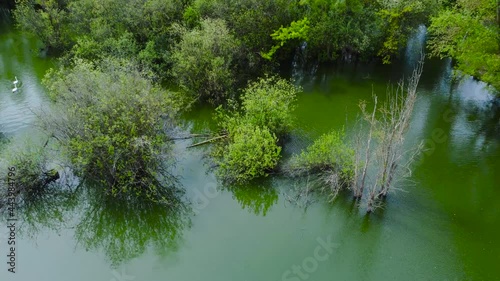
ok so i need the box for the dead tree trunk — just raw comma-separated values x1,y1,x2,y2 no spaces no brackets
376,59,423,197
355,96,377,198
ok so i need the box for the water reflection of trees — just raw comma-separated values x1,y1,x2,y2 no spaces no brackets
74,185,190,266
0,180,77,238
0,175,190,266
225,179,278,216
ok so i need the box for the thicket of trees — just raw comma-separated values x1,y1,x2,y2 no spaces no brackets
428,0,500,90
212,76,300,183
12,0,497,91
13,0,440,74
4,0,496,211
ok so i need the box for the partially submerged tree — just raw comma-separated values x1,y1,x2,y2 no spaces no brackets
286,131,355,201
0,141,60,212
355,60,424,212
210,76,300,183
213,121,281,184
171,18,239,105
239,75,300,136
41,59,181,203
286,61,424,212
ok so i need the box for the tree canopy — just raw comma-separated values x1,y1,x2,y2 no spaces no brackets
428,0,500,91
42,59,181,202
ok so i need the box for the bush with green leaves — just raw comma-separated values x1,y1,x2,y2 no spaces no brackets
289,131,354,176
0,142,52,202
14,0,73,52
213,121,281,184
212,75,300,183
428,0,500,91
193,0,298,75
42,59,181,202
171,18,239,104
286,131,354,200
240,75,300,136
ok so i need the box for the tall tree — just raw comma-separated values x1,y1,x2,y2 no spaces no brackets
428,0,500,92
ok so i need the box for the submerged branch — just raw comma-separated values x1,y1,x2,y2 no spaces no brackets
187,135,227,148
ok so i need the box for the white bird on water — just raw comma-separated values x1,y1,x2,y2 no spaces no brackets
12,76,20,92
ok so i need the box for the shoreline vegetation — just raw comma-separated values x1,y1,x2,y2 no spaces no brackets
0,0,498,214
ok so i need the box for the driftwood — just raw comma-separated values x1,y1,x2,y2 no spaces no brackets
187,135,227,148
168,134,213,140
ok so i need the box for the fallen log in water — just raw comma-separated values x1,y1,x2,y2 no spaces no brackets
187,135,227,148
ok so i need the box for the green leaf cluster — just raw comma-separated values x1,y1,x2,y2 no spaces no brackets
262,17,310,60
43,59,181,202
171,18,239,105
288,131,354,180
213,76,300,183
428,0,500,91
215,122,281,184
240,76,300,136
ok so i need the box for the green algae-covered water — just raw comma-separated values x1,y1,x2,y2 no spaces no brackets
1,23,499,281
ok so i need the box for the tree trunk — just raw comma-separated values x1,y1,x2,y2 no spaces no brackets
356,96,377,198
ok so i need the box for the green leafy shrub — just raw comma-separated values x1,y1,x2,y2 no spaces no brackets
214,121,281,184
291,131,353,172
171,18,239,104
240,76,300,136
42,59,181,202
183,5,201,28
211,75,299,183
14,0,73,52
0,142,53,201
428,0,500,91
262,17,310,60
287,131,354,200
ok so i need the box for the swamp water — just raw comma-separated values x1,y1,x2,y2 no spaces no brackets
0,23,499,281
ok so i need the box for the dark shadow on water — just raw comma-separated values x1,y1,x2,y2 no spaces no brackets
0,173,191,267
0,178,78,239
223,177,279,217
74,184,191,266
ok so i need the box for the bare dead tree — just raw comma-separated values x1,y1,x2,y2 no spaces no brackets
352,57,425,213
354,95,378,199
375,59,423,198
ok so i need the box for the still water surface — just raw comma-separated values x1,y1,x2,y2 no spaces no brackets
0,23,499,281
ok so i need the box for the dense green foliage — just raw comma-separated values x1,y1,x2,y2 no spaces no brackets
14,0,72,51
428,0,500,91
42,59,181,202
375,0,440,63
285,131,354,201
193,0,298,74
171,18,238,104
296,0,438,62
214,122,281,183
262,17,310,60
240,76,300,136
9,0,497,206
288,131,354,177
213,76,299,183
14,0,187,73
13,0,441,84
